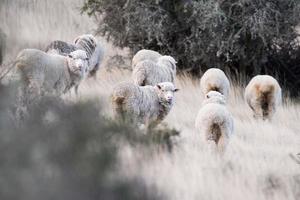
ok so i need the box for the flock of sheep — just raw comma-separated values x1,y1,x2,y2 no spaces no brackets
12,34,282,152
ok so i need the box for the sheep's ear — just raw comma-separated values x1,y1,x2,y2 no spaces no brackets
171,62,176,70
174,88,179,92
156,84,161,90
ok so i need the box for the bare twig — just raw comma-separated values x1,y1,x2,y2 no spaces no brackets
289,153,300,165
0,60,16,81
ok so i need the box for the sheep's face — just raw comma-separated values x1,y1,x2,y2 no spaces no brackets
158,56,177,71
67,50,89,78
155,82,179,105
203,91,226,105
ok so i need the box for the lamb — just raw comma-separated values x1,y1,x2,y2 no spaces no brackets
132,55,177,86
15,48,89,119
245,75,282,120
200,68,230,98
195,91,234,152
111,82,179,129
131,49,162,70
45,34,104,78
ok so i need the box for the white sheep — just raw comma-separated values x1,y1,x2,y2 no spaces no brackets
131,49,162,70
45,34,104,78
15,48,89,119
200,68,230,98
195,91,234,152
132,55,177,86
245,75,282,120
111,82,179,129
73,34,104,77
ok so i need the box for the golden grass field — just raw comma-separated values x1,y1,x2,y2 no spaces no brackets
1,0,300,199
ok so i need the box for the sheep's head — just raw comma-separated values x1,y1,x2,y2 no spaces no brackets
67,50,89,79
74,34,97,58
155,82,179,106
158,56,177,71
203,91,226,105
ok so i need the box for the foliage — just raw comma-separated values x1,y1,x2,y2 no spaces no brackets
0,84,178,200
82,0,300,96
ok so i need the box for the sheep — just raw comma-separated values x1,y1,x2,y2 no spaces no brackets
131,49,162,70
45,34,104,78
111,82,179,129
15,48,89,119
200,68,230,98
45,40,77,56
195,91,234,152
245,75,282,120
132,55,177,86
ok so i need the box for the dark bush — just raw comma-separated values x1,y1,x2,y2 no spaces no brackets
82,0,300,96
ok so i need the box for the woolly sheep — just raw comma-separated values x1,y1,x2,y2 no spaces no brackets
195,91,234,152
200,68,230,98
45,40,77,56
132,55,177,86
15,49,89,119
245,75,282,120
131,49,162,70
111,82,179,129
45,34,104,78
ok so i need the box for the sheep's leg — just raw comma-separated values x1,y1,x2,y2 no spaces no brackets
253,100,264,120
217,135,229,153
89,63,99,79
217,125,231,153
74,85,79,95
207,140,217,153
15,83,28,122
204,126,217,153
266,102,276,121
16,79,41,122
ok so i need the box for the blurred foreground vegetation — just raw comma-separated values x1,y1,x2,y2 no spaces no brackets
0,84,178,200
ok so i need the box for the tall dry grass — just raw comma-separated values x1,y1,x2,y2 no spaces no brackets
1,1,299,199
76,69,300,200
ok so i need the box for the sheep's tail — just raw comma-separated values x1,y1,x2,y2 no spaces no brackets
207,83,220,93
209,123,222,145
255,84,274,119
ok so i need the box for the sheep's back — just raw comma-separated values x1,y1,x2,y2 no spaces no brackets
15,49,67,93
200,68,230,96
45,40,77,56
245,75,281,106
132,49,161,69
136,60,173,85
196,104,232,128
